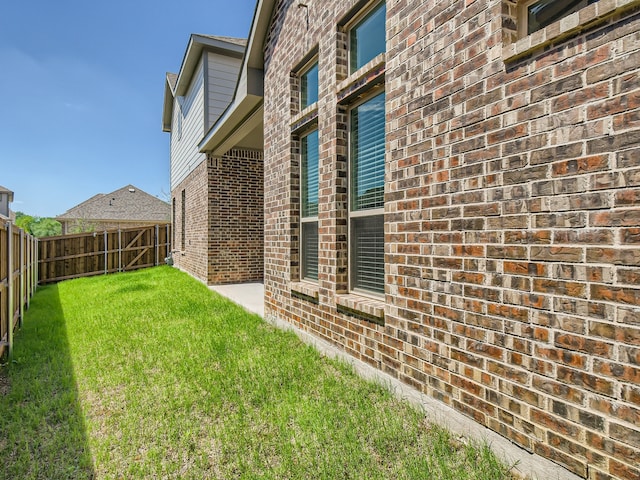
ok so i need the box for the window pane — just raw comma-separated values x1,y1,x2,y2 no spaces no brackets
301,62,318,109
527,0,593,34
350,3,386,73
302,222,318,281
352,216,384,294
350,92,385,211
301,130,319,218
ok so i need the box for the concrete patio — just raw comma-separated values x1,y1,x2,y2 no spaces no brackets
209,282,264,317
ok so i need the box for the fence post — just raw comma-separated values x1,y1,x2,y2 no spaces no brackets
25,231,30,309
19,229,24,327
155,224,159,266
104,231,108,275
7,222,13,357
118,229,122,272
34,237,38,291
22,234,31,310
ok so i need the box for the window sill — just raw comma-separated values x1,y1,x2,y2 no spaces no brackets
337,53,386,105
291,104,318,134
502,0,640,63
335,292,385,325
290,280,319,301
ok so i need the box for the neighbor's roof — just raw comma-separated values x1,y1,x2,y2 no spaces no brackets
56,185,170,222
162,35,247,132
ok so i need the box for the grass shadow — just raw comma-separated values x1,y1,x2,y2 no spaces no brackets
0,283,95,479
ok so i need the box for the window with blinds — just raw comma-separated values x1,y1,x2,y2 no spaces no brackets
352,216,384,294
350,92,385,212
301,130,319,281
349,2,386,73
349,92,385,295
302,222,318,280
301,62,319,110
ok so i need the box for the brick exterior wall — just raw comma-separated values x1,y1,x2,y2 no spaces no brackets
262,1,640,478
172,160,210,282
207,148,264,284
172,149,264,285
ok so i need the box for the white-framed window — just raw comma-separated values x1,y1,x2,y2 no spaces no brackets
519,0,598,36
349,91,385,295
300,61,319,110
300,129,319,281
349,2,386,73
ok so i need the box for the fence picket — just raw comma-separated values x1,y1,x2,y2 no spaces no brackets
7,222,13,355
0,222,35,357
1,223,170,357
38,225,171,284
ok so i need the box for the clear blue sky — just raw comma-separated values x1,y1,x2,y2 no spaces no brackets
0,0,256,217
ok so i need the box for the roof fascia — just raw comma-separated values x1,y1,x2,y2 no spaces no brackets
198,0,275,154
162,74,176,132
174,34,246,97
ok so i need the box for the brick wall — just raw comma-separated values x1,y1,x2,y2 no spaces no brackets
172,160,210,283
207,148,264,284
172,149,264,285
262,0,640,478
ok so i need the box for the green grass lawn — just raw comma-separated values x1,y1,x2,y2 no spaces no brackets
0,266,514,479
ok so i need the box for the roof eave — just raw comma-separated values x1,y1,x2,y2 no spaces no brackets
174,34,246,97
198,94,263,155
198,0,275,155
162,74,176,132
245,0,276,70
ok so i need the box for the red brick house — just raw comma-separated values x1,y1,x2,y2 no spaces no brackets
177,0,640,478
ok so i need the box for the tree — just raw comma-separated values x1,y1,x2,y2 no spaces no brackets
31,218,62,237
14,211,62,237
15,212,35,234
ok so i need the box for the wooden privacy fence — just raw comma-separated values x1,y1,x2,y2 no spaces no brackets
1,222,38,358
38,224,171,284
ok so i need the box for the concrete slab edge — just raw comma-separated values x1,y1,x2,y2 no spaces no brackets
265,313,582,480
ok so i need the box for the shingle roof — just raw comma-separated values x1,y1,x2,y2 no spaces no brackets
57,185,170,222
198,35,247,47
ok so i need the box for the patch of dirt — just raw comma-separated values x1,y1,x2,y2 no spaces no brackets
0,369,10,396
